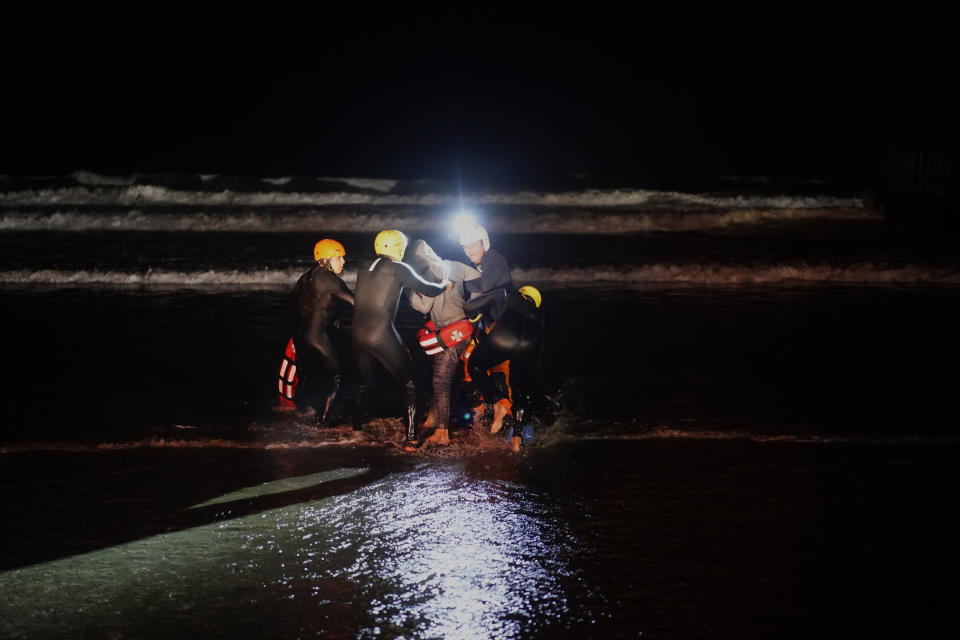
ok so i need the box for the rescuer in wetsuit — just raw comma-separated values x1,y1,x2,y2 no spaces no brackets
291,238,355,424
458,224,514,433
352,230,451,440
462,285,544,452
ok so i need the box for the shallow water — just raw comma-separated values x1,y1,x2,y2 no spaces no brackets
3,183,959,637
2,440,958,639
3,283,959,444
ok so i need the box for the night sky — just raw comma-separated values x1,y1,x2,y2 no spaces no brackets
3,13,956,189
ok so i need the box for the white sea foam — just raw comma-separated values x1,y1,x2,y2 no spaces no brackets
318,176,399,192
0,206,876,234
70,171,138,186
513,263,960,286
3,262,958,290
0,183,865,211
0,268,308,288
262,176,293,186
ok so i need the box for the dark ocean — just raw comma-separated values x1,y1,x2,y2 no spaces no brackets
2,172,959,638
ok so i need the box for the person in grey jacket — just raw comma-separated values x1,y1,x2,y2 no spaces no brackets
407,239,480,445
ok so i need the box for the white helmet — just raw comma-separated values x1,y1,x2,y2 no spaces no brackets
458,224,490,251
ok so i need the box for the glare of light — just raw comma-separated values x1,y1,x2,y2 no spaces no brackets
448,209,478,241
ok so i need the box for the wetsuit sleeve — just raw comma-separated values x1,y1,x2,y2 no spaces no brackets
395,261,447,297
462,288,506,316
335,277,355,306
464,251,510,295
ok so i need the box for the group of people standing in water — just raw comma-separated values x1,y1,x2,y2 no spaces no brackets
280,224,544,452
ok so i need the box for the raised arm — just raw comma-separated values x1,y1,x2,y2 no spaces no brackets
396,261,448,298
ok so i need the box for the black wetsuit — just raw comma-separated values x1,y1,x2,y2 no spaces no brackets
464,249,513,320
463,288,543,409
291,265,354,420
352,256,447,436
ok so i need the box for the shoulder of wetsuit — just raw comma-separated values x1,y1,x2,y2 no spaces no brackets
291,271,306,295
463,287,506,315
308,265,333,291
482,250,512,288
506,289,540,319
486,249,510,269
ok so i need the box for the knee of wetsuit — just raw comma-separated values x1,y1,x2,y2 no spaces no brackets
462,383,483,408
466,357,486,380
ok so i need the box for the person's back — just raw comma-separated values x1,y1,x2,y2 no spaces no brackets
464,287,543,368
462,285,544,438
353,256,405,338
354,254,449,341
293,266,353,351
351,230,448,440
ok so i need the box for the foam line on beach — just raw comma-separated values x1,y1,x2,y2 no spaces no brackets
4,262,960,289
0,206,876,233
0,181,866,210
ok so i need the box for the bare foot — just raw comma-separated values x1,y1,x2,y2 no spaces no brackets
510,436,522,453
425,428,450,445
490,403,509,434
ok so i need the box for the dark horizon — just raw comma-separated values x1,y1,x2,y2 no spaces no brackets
3,15,957,191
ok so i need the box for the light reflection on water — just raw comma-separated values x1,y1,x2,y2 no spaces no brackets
0,460,588,639
329,464,579,639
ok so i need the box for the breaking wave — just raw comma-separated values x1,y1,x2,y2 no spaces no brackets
0,181,865,211
4,262,959,289
0,207,876,234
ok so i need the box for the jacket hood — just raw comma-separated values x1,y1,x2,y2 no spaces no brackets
407,239,444,282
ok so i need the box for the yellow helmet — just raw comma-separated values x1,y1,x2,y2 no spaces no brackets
313,238,346,261
374,230,408,261
518,285,542,308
